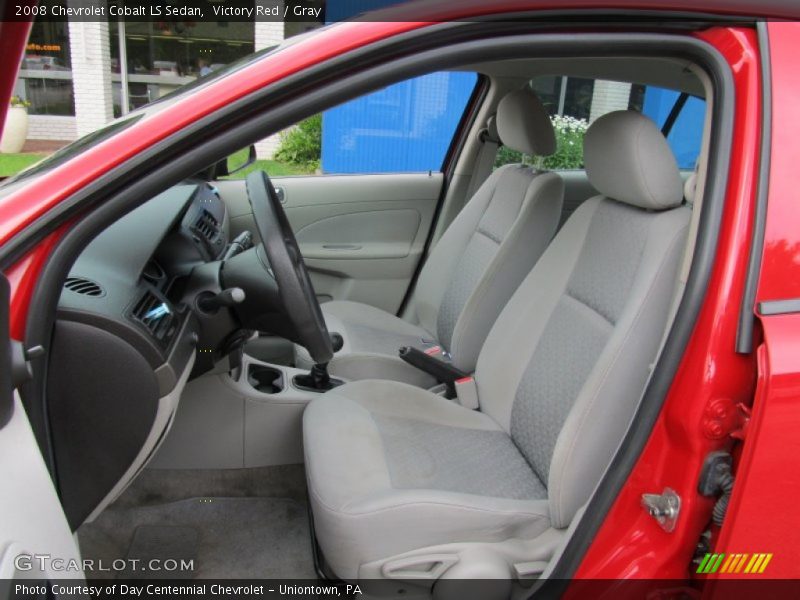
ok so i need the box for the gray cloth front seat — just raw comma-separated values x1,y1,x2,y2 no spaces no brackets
303,110,692,580
295,89,564,386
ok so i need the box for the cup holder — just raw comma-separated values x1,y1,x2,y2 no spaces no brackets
247,365,284,394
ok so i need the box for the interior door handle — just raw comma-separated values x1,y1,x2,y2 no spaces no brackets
274,186,286,203
322,244,362,250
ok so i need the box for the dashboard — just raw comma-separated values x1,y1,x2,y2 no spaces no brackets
48,181,234,528
56,182,229,394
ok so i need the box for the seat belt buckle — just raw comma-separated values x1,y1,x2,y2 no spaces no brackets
455,376,479,410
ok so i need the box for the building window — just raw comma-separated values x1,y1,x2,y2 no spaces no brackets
17,19,75,116
23,20,71,70
21,77,75,116
109,21,255,117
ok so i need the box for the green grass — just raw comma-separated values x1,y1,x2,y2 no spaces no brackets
221,159,310,179
0,152,47,177
0,150,310,180
217,147,313,179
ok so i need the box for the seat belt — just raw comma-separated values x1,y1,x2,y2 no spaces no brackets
397,345,481,409
465,115,501,200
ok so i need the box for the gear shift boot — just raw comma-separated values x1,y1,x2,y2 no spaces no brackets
293,362,343,392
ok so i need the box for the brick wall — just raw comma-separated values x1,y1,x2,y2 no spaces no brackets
68,10,115,138
27,115,77,141
589,80,633,123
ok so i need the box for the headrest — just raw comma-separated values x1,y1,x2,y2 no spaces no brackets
584,111,683,210
496,89,556,157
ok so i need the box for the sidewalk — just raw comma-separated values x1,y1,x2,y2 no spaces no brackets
22,139,69,153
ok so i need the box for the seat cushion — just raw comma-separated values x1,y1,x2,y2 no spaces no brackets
295,300,437,387
303,380,550,580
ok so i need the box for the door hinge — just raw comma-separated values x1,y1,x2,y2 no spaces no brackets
702,397,751,440
641,487,681,532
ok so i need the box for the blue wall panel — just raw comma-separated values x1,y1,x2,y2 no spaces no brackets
321,71,477,174
642,87,705,169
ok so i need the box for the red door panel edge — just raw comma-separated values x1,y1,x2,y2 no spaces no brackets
704,21,800,582
5,225,72,341
0,1,785,581
572,26,762,581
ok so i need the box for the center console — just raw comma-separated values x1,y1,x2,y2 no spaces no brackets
150,354,344,470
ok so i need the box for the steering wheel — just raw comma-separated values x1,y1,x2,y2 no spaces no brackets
245,170,333,365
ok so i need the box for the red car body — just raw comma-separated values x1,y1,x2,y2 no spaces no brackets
1,0,799,587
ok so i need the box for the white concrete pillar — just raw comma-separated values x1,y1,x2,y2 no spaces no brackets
68,9,114,137
254,19,285,159
589,80,632,123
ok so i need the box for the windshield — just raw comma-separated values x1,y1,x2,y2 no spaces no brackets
145,45,279,107
0,39,298,199
0,115,143,191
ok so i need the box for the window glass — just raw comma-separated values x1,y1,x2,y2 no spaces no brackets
316,72,479,174
642,89,706,169
23,20,71,70
496,77,705,171
0,115,142,191
17,19,75,116
109,21,257,117
20,77,75,116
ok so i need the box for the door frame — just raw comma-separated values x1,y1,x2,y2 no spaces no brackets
5,24,735,580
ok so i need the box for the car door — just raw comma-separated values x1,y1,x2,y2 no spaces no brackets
0,14,83,586
0,276,83,585
217,71,479,315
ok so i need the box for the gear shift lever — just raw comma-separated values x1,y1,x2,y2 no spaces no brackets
293,361,343,392
309,362,331,388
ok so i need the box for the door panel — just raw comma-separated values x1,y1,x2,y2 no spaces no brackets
217,172,442,314
296,209,421,259
0,275,82,583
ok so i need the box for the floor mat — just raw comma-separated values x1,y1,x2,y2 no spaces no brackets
113,465,309,508
122,525,198,579
78,497,316,579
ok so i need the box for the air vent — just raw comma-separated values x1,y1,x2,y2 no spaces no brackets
193,209,219,243
64,276,104,297
131,290,175,345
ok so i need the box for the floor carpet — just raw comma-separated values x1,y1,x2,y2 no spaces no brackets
77,466,317,580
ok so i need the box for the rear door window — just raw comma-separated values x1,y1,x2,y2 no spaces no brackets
495,76,705,171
